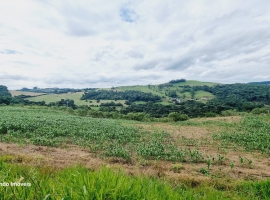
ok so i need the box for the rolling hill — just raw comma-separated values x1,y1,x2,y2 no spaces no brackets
23,80,218,105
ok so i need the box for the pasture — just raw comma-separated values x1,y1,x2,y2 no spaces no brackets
9,90,45,97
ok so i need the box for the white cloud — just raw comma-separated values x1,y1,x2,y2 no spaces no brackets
0,0,270,89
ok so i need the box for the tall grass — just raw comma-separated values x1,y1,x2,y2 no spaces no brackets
0,160,259,200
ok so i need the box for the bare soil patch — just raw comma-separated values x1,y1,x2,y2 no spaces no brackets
135,123,211,140
1,142,270,184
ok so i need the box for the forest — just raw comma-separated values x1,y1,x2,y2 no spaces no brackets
183,84,270,104
81,90,162,102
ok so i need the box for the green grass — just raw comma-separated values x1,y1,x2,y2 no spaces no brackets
1,162,187,199
155,101,172,105
89,99,126,106
26,92,88,105
116,85,166,97
26,93,127,106
194,90,215,99
173,80,220,87
0,160,266,200
133,101,147,104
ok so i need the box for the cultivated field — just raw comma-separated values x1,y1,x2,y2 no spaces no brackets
0,106,269,199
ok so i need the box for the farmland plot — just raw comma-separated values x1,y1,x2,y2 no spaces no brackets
0,106,270,199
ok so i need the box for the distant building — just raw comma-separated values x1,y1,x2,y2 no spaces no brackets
172,98,181,103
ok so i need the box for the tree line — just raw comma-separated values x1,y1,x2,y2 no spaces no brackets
183,84,270,104
81,90,161,103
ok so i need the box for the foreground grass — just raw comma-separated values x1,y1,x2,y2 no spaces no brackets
1,160,269,200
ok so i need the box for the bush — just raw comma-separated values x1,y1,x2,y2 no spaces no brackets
168,112,189,122
251,107,270,114
204,112,217,117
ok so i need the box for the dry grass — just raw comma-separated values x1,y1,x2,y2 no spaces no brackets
9,90,45,97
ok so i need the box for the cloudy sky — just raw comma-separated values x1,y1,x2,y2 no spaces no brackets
1,0,270,89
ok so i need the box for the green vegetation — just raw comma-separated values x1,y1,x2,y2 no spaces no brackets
116,85,165,97
81,90,161,103
1,106,270,199
2,80,270,199
26,92,89,106
214,115,270,155
0,107,203,162
0,85,12,97
191,84,270,104
173,80,219,87
0,85,12,105
0,162,185,200
2,160,269,200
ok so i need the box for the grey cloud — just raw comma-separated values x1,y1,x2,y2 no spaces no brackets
43,72,162,88
0,73,29,81
61,2,123,38
93,44,114,62
66,18,96,37
133,60,160,70
165,56,196,71
127,51,144,59
161,25,270,72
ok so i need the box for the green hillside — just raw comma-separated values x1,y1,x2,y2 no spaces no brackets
115,80,218,100
26,92,88,105
172,80,219,87
25,80,218,106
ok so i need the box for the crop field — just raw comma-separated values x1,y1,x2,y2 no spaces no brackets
0,106,270,199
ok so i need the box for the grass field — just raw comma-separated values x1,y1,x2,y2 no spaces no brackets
9,90,45,97
116,85,166,97
195,90,216,99
25,92,90,105
173,80,220,87
0,106,270,199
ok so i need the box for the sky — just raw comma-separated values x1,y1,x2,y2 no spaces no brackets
1,0,270,90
